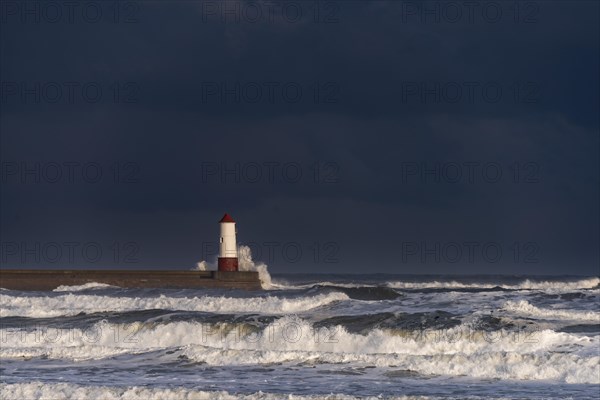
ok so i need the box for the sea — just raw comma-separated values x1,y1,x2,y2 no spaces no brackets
1,273,599,400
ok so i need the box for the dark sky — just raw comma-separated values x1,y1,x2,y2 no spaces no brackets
1,0,598,275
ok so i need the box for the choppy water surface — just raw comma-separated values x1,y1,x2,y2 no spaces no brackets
1,274,599,399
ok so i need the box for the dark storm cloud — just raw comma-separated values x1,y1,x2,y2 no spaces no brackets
0,0,598,274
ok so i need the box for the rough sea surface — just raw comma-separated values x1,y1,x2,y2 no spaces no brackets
1,274,599,399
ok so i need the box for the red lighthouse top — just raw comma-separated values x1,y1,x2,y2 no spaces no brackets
219,213,235,223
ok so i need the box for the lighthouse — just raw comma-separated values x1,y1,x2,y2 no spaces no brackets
218,213,238,271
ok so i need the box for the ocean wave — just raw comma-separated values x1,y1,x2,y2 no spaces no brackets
271,281,379,290
180,346,599,384
0,292,349,318
501,300,600,322
319,285,401,301
1,317,597,383
386,277,600,291
0,382,430,400
53,282,119,292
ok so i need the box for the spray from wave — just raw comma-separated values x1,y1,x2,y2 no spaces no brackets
237,245,273,289
193,245,273,289
193,260,212,272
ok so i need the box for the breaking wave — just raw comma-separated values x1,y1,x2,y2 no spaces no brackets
502,300,600,322
0,292,349,318
1,317,598,383
386,277,600,292
53,282,118,292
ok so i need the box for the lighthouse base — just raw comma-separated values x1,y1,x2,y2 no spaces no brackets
218,257,239,272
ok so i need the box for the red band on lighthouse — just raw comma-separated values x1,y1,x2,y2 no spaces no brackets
218,257,238,271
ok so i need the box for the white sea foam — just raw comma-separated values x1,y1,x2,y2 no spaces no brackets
0,292,349,318
53,282,118,292
0,382,430,400
501,300,600,322
386,277,600,291
1,317,598,383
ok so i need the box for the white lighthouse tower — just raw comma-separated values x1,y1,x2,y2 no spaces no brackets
218,213,238,271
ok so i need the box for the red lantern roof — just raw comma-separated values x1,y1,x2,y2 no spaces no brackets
219,213,235,223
